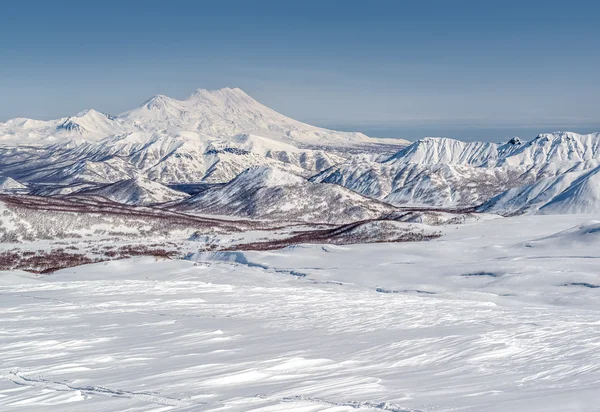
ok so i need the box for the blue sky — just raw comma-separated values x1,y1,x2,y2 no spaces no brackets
1,0,599,141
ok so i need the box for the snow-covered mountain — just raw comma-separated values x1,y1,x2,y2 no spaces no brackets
174,166,397,224
500,132,600,167
314,137,530,208
0,88,404,148
0,88,404,188
315,132,600,211
3,87,600,216
388,136,524,166
118,88,395,147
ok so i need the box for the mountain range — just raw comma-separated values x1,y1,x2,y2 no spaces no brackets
0,88,403,187
315,132,600,214
1,88,600,220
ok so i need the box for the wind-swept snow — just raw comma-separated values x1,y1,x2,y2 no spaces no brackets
2,214,600,411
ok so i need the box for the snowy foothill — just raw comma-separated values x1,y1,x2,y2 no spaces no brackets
1,214,600,411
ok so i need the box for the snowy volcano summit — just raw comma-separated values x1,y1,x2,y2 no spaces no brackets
0,88,395,148
118,87,383,146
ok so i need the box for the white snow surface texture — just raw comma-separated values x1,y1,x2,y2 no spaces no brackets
2,214,600,411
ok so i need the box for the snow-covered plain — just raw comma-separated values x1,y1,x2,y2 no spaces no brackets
2,214,600,411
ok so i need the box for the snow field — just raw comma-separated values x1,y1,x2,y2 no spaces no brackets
1,214,600,411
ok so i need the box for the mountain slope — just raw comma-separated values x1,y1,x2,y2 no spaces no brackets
540,168,600,214
75,177,189,205
482,165,600,215
174,166,397,224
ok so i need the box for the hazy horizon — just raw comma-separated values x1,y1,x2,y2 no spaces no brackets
320,123,600,142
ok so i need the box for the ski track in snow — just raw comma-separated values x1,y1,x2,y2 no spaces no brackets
5,371,195,407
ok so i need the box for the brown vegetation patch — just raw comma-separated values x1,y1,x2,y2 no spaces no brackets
0,245,181,274
225,220,441,251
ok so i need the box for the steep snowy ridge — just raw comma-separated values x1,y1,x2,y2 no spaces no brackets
317,132,600,212
175,166,397,224
315,136,531,208
501,132,600,167
483,165,600,215
389,136,523,166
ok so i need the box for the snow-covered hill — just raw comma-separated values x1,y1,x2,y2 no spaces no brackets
175,166,397,224
74,177,189,206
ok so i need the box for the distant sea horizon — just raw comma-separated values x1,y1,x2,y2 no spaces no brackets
318,123,600,143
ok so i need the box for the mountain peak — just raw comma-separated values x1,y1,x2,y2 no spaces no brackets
74,108,99,117
190,87,250,99
141,94,180,110
507,137,524,145
58,108,119,135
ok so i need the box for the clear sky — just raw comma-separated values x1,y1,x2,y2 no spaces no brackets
1,0,599,141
